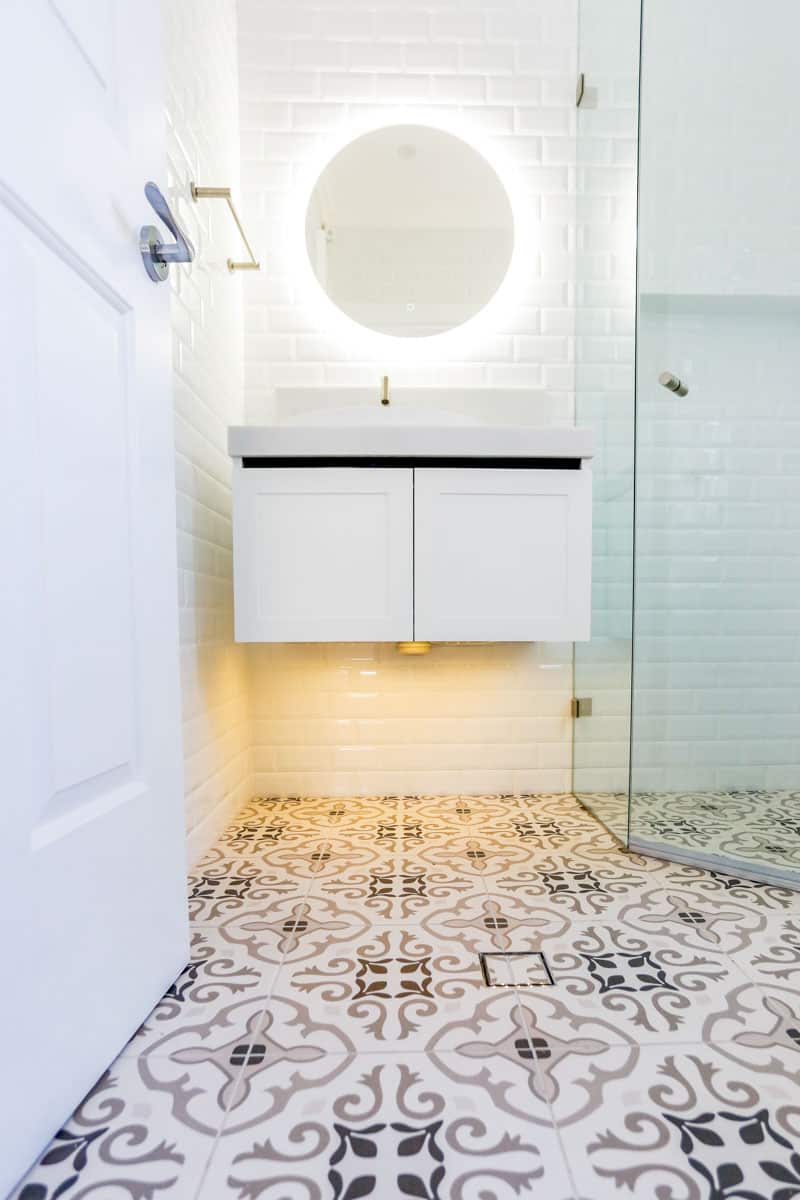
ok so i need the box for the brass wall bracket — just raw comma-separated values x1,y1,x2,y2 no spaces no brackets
190,183,260,273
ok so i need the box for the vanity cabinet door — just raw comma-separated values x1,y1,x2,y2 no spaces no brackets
413,468,592,642
234,467,413,642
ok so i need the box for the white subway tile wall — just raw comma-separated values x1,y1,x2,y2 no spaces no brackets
236,0,581,796
166,0,253,852
631,306,800,795
629,3,800,799
237,0,579,418
249,642,574,797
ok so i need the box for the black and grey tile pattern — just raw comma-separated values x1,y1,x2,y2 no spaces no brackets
13,792,800,1200
581,788,800,878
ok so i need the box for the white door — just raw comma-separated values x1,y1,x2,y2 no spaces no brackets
414,467,592,641
0,3,188,1194
233,467,414,641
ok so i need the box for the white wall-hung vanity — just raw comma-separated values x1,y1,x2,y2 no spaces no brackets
229,414,593,644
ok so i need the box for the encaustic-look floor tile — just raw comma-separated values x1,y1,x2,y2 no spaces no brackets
139,997,358,1141
419,890,570,951
554,1044,800,1200
14,792,800,1200
307,854,487,923
267,923,518,1052
491,919,755,1045
123,925,281,1058
198,1049,574,1200
187,850,306,923
12,1058,218,1200
490,855,658,921
731,912,800,988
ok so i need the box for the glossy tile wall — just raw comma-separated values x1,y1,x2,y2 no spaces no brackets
166,0,253,855
249,642,573,797
235,0,582,796
236,0,579,420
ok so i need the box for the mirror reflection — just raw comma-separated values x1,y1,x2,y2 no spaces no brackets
305,125,514,337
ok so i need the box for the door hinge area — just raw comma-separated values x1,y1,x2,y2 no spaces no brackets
571,697,593,718
576,72,585,107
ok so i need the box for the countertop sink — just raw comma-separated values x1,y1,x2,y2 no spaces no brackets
228,407,594,460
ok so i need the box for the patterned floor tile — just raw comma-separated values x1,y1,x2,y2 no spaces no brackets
187,852,303,923
123,925,281,1058
490,854,661,921
134,993,305,1138
549,1043,800,1199
215,814,308,859
17,792,800,1199
610,880,785,955
415,829,537,879
212,892,371,968
266,795,407,833
630,788,800,875
420,889,570,950
411,793,531,832
701,981,800,1082
308,853,487,922
491,921,754,1046
199,1050,573,1200
267,923,511,1052
11,1058,218,1199
730,912,800,989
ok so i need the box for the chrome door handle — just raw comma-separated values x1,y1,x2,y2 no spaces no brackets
658,371,689,397
140,182,195,282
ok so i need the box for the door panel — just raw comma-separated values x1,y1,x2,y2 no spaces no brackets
37,239,136,815
414,468,592,642
0,2,187,1192
234,467,414,642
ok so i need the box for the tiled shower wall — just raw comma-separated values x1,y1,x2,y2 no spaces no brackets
630,2,800,796
165,0,253,854
236,0,581,797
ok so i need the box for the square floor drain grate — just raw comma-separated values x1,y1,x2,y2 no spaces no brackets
479,951,555,988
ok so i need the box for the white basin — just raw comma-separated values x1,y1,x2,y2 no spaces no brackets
276,404,483,428
229,417,593,460
230,384,593,459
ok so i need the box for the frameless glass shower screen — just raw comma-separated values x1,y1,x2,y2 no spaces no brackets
572,0,640,843
629,0,800,885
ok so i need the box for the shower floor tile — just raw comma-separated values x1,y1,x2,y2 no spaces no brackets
13,793,800,1200
582,787,800,877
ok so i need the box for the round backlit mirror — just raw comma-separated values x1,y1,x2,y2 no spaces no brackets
305,125,514,337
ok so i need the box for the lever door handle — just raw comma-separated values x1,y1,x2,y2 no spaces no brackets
140,182,195,282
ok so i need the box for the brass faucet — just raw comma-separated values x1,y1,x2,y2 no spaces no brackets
381,375,390,406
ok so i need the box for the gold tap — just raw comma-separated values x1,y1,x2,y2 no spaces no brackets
381,375,390,406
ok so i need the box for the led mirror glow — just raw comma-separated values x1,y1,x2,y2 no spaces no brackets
305,125,515,338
